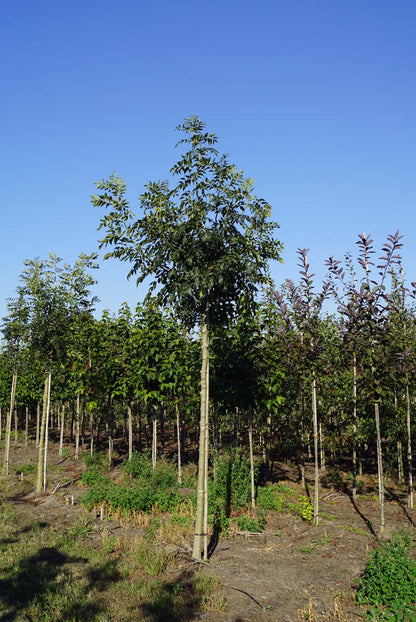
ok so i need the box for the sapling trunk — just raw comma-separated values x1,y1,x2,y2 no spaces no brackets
249,406,256,510
127,404,133,461
75,393,80,461
312,377,319,525
25,406,29,446
3,370,17,475
36,403,40,447
152,408,157,470
193,316,209,561
176,403,182,485
42,372,51,491
59,404,65,456
406,383,413,508
37,372,50,493
203,367,209,560
352,353,358,500
374,402,385,536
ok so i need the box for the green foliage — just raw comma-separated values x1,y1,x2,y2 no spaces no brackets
82,454,182,515
210,451,257,515
237,511,266,532
357,535,416,620
296,495,314,523
256,482,294,512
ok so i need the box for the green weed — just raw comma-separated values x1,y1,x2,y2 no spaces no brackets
356,535,416,620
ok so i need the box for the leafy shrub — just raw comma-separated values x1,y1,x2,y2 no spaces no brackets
82,453,182,515
237,511,266,532
294,495,314,522
357,536,416,620
210,451,257,514
123,452,153,479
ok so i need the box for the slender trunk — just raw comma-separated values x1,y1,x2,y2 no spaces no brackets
108,396,113,465
160,407,165,454
374,402,385,536
36,372,50,493
203,354,210,561
319,421,325,470
25,406,29,446
0,407,2,441
128,404,133,461
352,353,358,499
406,382,413,508
176,403,182,485
312,377,319,525
249,406,256,510
59,404,65,456
36,403,40,448
42,372,51,492
3,370,17,475
74,394,80,460
152,407,157,470
193,316,209,561
14,405,18,444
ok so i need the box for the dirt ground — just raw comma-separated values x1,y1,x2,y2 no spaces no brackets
3,442,416,621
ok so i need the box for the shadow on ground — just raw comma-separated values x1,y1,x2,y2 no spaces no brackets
0,545,120,621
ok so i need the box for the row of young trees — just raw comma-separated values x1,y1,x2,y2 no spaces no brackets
2,117,416,558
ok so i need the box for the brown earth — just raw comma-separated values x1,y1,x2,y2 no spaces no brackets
3,441,416,621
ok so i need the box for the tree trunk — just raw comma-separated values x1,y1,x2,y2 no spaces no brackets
74,394,80,460
36,372,51,493
43,372,51,492
59,403,65,456
193,316,209,561
374,402,385,536
406,383,413,508
127,404,133,461
152,407,157,470
312,377,319,525
3,370,17,475
203,353,210,561
108,396,113,465
25,406,29,446
352,353,358,499
176,403,182,485
36,403,40,448
249,406,256,510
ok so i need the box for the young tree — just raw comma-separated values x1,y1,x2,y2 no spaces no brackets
93,116,282,560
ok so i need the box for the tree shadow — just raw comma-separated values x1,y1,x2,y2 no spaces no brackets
347,492,377,538
0,545,121,621
138,568,215,621
384,486,416,527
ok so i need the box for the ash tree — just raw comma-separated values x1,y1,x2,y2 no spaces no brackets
93,116,282,560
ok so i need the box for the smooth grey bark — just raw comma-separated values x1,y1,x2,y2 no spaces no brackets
374,402,385,536
3,370,17,475
176,403,182,485
193,317,209,561
127,404,133,461
352,353,358,500
36,403,40,447
406,383,413,508
59,403,65,456
249,406,256,510
25,406,29,446
75,394,80,461
36,372,51,493
312,377,319,525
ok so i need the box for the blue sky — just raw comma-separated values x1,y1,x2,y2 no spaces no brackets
1,0,415,320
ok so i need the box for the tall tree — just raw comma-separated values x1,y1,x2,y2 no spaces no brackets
93,116,282,560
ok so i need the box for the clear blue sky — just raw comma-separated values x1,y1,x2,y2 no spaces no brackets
1,0,415,320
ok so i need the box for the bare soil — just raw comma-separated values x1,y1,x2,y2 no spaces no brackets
3,441,416,621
